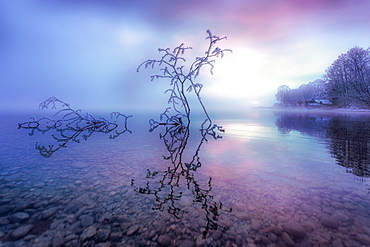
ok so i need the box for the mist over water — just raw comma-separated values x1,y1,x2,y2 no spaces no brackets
1,110,369,246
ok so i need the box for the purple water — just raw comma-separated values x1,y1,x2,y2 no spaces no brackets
0,110,369,246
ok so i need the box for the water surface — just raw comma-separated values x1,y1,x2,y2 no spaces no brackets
0,110,369,246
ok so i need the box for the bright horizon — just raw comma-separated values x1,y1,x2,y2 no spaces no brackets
1,0,370,113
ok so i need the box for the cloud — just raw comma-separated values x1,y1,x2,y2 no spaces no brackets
21,0,370,46
1,0,370,113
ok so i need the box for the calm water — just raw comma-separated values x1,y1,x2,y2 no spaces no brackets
0,110,370,246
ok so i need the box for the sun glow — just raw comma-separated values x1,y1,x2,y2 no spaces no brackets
225,123,267,139
207,47,271,100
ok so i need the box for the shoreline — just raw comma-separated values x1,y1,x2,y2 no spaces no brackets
254,107,370,114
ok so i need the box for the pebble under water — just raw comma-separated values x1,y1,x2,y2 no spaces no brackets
0,111,370,246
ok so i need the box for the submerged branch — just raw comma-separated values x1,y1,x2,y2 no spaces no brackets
18,97,132,157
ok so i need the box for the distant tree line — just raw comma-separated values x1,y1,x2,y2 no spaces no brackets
275,79,327,107
275,46,370,109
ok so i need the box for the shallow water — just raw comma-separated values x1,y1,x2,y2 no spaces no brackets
0,110,370,246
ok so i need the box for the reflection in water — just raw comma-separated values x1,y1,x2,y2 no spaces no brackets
131,120,231,238
2,111,370,246
275,112,329,138
18,97,132,157
17,96,231,238
328,116,370,178
275,111,370,178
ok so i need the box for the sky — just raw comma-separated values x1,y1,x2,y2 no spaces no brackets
1,0,370,114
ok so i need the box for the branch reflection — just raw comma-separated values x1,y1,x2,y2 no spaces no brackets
18,97,132,157
131,119,231,238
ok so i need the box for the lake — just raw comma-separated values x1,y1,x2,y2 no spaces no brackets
0,110,370,246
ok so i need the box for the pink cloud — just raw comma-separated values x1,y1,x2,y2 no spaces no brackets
147,0,370,44
211,0,369,42
49,0,370,43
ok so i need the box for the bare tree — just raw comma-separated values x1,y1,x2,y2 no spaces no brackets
275,85,292,106
325,46,370,108
137,30,231,129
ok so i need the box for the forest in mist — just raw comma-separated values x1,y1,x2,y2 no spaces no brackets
275,46,370,109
